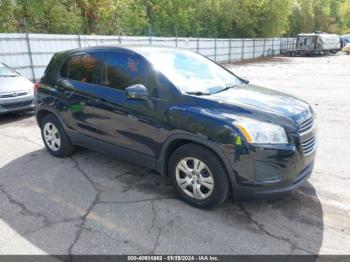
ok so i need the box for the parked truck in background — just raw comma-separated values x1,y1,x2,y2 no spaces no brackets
287,32,341,56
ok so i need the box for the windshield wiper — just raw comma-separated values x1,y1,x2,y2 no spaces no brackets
185,91,211,96
212,84,237,94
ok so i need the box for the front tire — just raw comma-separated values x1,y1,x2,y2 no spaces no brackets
40,114,75,157
169,143,230,209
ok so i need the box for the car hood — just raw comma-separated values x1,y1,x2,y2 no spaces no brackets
0,76,33,94
197,84,312,123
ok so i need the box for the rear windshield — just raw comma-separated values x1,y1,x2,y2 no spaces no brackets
0,63,18,77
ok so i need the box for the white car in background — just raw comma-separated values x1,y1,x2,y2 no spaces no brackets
0,63,34,115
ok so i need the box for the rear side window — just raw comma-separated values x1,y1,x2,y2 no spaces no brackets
60,58,69,78
62,53,102,84
101,52,148,90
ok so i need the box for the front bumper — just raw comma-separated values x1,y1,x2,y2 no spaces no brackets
234,161,314,200
0,95,34,114
224,136,316,201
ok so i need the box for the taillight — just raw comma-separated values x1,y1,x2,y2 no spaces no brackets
34,81,40,94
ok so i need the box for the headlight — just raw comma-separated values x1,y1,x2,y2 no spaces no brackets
235,118,288,144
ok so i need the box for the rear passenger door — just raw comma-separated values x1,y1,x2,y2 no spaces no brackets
57,52,103,138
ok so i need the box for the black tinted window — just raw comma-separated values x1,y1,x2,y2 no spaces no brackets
60,58,69,78
67,53,102,84
101,52,148,90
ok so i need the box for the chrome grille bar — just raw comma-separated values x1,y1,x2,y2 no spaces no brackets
299,117,317,156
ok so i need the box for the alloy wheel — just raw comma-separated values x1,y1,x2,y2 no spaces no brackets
43,122,61,151
175,157,214,200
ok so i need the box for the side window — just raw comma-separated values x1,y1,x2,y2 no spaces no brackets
147,72,174,99
60,58,69,78
67,53,102,84
101,52,148,91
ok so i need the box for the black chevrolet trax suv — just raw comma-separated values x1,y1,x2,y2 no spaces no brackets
35,46,317,209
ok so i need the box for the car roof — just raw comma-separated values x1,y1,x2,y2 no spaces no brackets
298,33,339,36
56,45,190,58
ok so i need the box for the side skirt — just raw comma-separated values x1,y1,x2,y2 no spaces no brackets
68,131,160,172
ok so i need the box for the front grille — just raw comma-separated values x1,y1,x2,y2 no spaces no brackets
0,91,29,98
299,117,317,156
1,100,33,109
301,135,317,156
299,117,314,134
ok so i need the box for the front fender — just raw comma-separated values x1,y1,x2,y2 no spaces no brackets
167,106,239,144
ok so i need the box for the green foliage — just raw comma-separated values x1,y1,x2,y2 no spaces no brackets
0,0,349,36
288,0,350,35
0,0,18,32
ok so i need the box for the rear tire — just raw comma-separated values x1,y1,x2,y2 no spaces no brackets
169,143,230,209
40,114,75,158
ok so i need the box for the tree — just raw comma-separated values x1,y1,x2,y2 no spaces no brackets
288,0,350,35
0,0,17,32
1,0,350,36
74,0,111,34
339,0,350,33
13,0,83,33
141,0,197,36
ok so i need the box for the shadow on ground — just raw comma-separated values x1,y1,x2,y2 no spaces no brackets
0,111,34,126
0,148,323,255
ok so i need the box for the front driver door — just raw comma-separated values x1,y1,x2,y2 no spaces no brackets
92,51,171,158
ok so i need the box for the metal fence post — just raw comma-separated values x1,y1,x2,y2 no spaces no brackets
148,25,152,45
214,37,217,62
271,38,274,56
288,37,291,50
241,38,245,61
279,38,282,55
77,34,82,47
263,38,266,57
175,27,178,47
253,38,256,59
197,36,200,53
196,29,200,53
228,38,232,63
24,18,35,82
119,34,122,44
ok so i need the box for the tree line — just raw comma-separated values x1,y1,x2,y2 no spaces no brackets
1,0,350,37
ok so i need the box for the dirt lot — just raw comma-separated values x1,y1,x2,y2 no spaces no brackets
0,54,349,255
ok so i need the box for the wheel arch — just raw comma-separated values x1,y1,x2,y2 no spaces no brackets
36,106,66,129
158,133,237,191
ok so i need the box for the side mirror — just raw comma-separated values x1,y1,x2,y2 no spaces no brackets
55,79,73,89
125,84,150,100
240,77,250,84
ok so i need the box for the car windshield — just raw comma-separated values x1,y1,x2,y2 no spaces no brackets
0,63,18,77
142,49,242,94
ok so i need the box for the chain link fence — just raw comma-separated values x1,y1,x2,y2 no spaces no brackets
0,33,296,81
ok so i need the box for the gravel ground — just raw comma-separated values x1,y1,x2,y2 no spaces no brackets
0,54,349,255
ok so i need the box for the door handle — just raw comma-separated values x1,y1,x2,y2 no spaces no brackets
63,90,73,97
127,114,138,120
93,97,106,104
